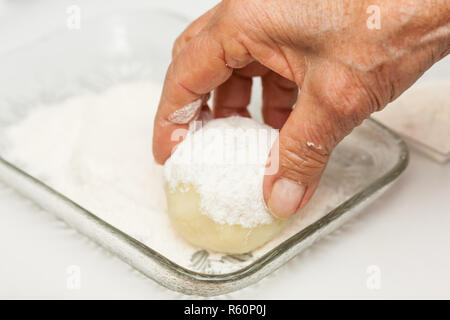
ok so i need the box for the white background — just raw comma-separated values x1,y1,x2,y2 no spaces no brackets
0,0,449,299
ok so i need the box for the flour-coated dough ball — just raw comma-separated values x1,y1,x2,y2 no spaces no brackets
165,184,286,254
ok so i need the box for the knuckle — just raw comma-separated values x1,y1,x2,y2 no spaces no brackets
221,37,252,68
207,18,252,69
172,29,195,57
221,0,247,11
312,66,380,130
369,64,402,109
279,134,328,182
218,0,262,35
172,36,184,56
206,0,265,69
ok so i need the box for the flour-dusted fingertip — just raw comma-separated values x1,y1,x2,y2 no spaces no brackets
167,99,203,124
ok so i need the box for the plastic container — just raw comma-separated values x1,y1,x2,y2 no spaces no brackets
372,58,450,163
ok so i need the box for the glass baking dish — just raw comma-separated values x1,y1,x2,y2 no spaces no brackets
0,7,409,296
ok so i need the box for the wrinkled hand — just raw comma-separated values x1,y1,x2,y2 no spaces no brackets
153,0,450,218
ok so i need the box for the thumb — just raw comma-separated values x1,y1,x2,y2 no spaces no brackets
263,71,374,219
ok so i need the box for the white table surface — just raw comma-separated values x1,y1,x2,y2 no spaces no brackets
1,0,449,299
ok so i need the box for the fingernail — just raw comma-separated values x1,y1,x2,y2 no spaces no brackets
268,178,305,219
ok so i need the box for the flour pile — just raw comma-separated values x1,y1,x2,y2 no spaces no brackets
2,82,197,266
1,81,353,274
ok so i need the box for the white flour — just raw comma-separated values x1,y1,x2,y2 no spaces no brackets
2,81,355,274
373,81,450,154
3,82,196,268
165,116,277,228
168,99,202,124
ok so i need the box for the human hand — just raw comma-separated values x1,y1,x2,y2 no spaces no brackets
153,0,450,218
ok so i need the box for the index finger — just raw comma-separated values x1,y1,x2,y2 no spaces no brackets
152,29,253,164
172,5,219,58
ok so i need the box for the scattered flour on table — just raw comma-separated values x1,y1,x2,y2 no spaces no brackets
1,81,346,274
165,116,278,228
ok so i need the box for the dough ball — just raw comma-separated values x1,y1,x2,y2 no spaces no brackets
165,183,286,254
163,116,286,253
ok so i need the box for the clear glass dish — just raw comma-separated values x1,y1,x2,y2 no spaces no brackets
0,8,409,296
